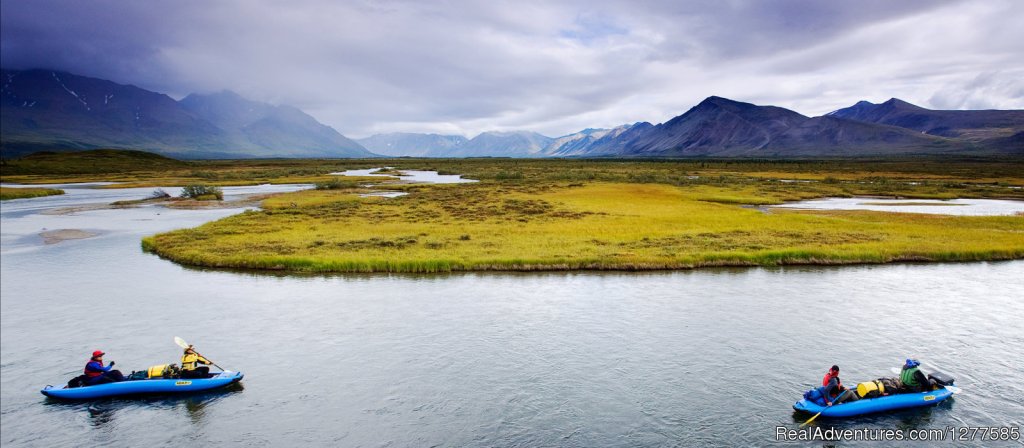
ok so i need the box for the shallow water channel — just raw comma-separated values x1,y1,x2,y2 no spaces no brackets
331,168,478,184
775,197,1024,216
1,183,1022,446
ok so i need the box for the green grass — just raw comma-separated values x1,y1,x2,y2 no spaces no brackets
0,186,64,200
1,149,188,175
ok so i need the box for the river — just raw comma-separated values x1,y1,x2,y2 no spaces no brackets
1,184,1022,446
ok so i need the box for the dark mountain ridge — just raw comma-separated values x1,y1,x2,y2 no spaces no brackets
580,96,962,157
828,98,1024,138
1,69,374,158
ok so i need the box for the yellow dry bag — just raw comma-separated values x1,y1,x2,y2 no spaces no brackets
147,364,168,378
147,364,180,378
856,380,885,398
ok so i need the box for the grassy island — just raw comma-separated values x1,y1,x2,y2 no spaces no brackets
139,158,1024,273
0,186,65,200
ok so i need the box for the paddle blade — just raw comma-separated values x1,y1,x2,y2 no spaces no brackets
890,367,901,375
800,411,822,427
945,385,962,394
174,336,190,349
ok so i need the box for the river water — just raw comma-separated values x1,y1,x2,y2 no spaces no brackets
775,197,1024,216
1,184,1023,447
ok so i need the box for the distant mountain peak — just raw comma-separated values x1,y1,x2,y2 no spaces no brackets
696,95,738,107
687,96,775,117
880,98,925,110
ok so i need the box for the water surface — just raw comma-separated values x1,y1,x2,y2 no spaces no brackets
331,168,478,184
775,197,1024,216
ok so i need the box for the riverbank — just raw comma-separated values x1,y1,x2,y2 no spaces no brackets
142,181,1024,273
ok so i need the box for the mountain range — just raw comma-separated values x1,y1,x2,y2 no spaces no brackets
361,96,1023,158
356,132,468,157
1,69,375,158
2,68,1021,159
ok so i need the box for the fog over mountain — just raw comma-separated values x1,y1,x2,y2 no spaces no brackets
1,69,374,158
443,131,555,158
357,133,468,157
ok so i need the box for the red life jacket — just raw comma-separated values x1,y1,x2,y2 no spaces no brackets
84,359,104,377
822,372,841,387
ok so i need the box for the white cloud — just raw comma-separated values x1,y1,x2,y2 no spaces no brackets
2,0,1022,138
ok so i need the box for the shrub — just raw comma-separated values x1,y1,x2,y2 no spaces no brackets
495,171,523,180
315,178,359,190
181,184,223,200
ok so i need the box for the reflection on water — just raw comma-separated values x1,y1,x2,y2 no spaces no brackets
358,191,408,198
87,406,116,428
43,383,245,431
774,197,1024,216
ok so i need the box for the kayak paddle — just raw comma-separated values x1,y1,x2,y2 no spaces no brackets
174,336,226,371
801,389,849,427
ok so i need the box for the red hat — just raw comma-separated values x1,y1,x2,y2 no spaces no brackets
92,350,105,357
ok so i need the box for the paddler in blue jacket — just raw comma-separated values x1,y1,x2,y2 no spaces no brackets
83,350,125,385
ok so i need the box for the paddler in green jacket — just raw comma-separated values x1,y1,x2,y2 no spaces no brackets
899,359,932,393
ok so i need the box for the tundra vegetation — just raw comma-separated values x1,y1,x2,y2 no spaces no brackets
3,150,1022,272
0,186,64,200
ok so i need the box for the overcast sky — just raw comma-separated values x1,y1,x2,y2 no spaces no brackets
3,0,1022,138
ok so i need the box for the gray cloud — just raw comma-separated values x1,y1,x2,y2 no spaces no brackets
3,0,1022,138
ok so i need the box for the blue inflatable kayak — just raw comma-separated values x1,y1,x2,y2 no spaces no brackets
41,371,243,400
793,386,955,418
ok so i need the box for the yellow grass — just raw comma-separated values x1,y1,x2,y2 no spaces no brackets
142,182,1024,272
0,186,64,200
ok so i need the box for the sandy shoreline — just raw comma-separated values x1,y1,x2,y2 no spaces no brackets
41,194,271,216
40,229,99,244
